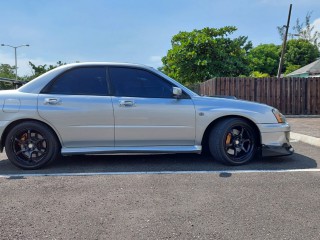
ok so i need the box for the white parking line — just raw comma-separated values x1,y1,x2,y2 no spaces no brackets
0,168,320,178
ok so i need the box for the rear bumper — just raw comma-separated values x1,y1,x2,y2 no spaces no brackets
262,143,294,157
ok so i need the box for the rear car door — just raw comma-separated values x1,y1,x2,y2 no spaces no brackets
109,67,196,147
38,66,114,148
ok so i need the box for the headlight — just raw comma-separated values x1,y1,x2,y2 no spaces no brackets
272,109,286,123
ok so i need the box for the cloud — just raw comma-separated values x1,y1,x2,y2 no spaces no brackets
311,18,320,33
148,55,163,68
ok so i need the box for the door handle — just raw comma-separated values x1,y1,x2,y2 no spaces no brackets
44,98,61,105
119,100,135,107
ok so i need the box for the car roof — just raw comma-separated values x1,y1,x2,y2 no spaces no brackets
58,62,154,70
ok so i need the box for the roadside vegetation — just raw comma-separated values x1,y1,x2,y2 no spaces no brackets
1,13,319,89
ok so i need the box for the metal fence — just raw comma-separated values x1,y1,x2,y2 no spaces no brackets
199,77,320,115
0,78,24,89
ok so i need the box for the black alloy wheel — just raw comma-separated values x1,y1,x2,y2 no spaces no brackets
209,118,258,165
5,121,60,170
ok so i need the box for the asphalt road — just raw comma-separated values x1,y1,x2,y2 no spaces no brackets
0,142,319,240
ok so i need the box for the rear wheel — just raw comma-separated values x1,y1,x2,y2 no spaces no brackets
5,121,60,170
209,118,258,165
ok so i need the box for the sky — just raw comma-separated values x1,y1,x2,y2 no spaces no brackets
1,0,320,77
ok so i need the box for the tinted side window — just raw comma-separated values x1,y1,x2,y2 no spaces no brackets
109,67,173,98
44,67,108,95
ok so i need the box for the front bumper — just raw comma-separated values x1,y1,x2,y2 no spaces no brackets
262,143,294,157
258,122,294,157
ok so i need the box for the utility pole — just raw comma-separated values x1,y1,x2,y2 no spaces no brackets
277,4,292,79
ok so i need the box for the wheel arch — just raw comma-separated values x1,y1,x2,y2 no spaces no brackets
201,115,262,151
1,118,62,152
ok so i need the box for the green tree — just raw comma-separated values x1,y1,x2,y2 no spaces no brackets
250,71,270,78
0,64,16,89
247,44,280,76
28,61,66,79
278,12,320,48
285,39,320,70
284,64,301,75
161,26,252,84
291,12,320,48
0,64,15,78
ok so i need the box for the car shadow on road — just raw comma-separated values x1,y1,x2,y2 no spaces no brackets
0,150,317,175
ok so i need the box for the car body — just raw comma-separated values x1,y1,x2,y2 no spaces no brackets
0,62,293,169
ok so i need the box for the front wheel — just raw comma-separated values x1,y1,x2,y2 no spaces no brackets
209,118,258,165
5,121,60,170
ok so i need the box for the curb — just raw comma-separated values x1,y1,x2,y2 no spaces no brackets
291,132,320,147
286,115,320,118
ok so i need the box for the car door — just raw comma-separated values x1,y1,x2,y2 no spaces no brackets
37,66,114,148
109,67,196,147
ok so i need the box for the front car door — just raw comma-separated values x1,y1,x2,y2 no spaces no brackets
38,66,114,148
109,67,196,147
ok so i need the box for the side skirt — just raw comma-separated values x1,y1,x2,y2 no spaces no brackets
61,145,202,156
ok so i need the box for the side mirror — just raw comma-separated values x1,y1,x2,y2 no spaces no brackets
173,87,182,98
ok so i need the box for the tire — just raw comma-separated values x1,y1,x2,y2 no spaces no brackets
5,121,60,170
209,118,258,165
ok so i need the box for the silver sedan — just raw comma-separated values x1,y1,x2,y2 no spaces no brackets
0,62,293,169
